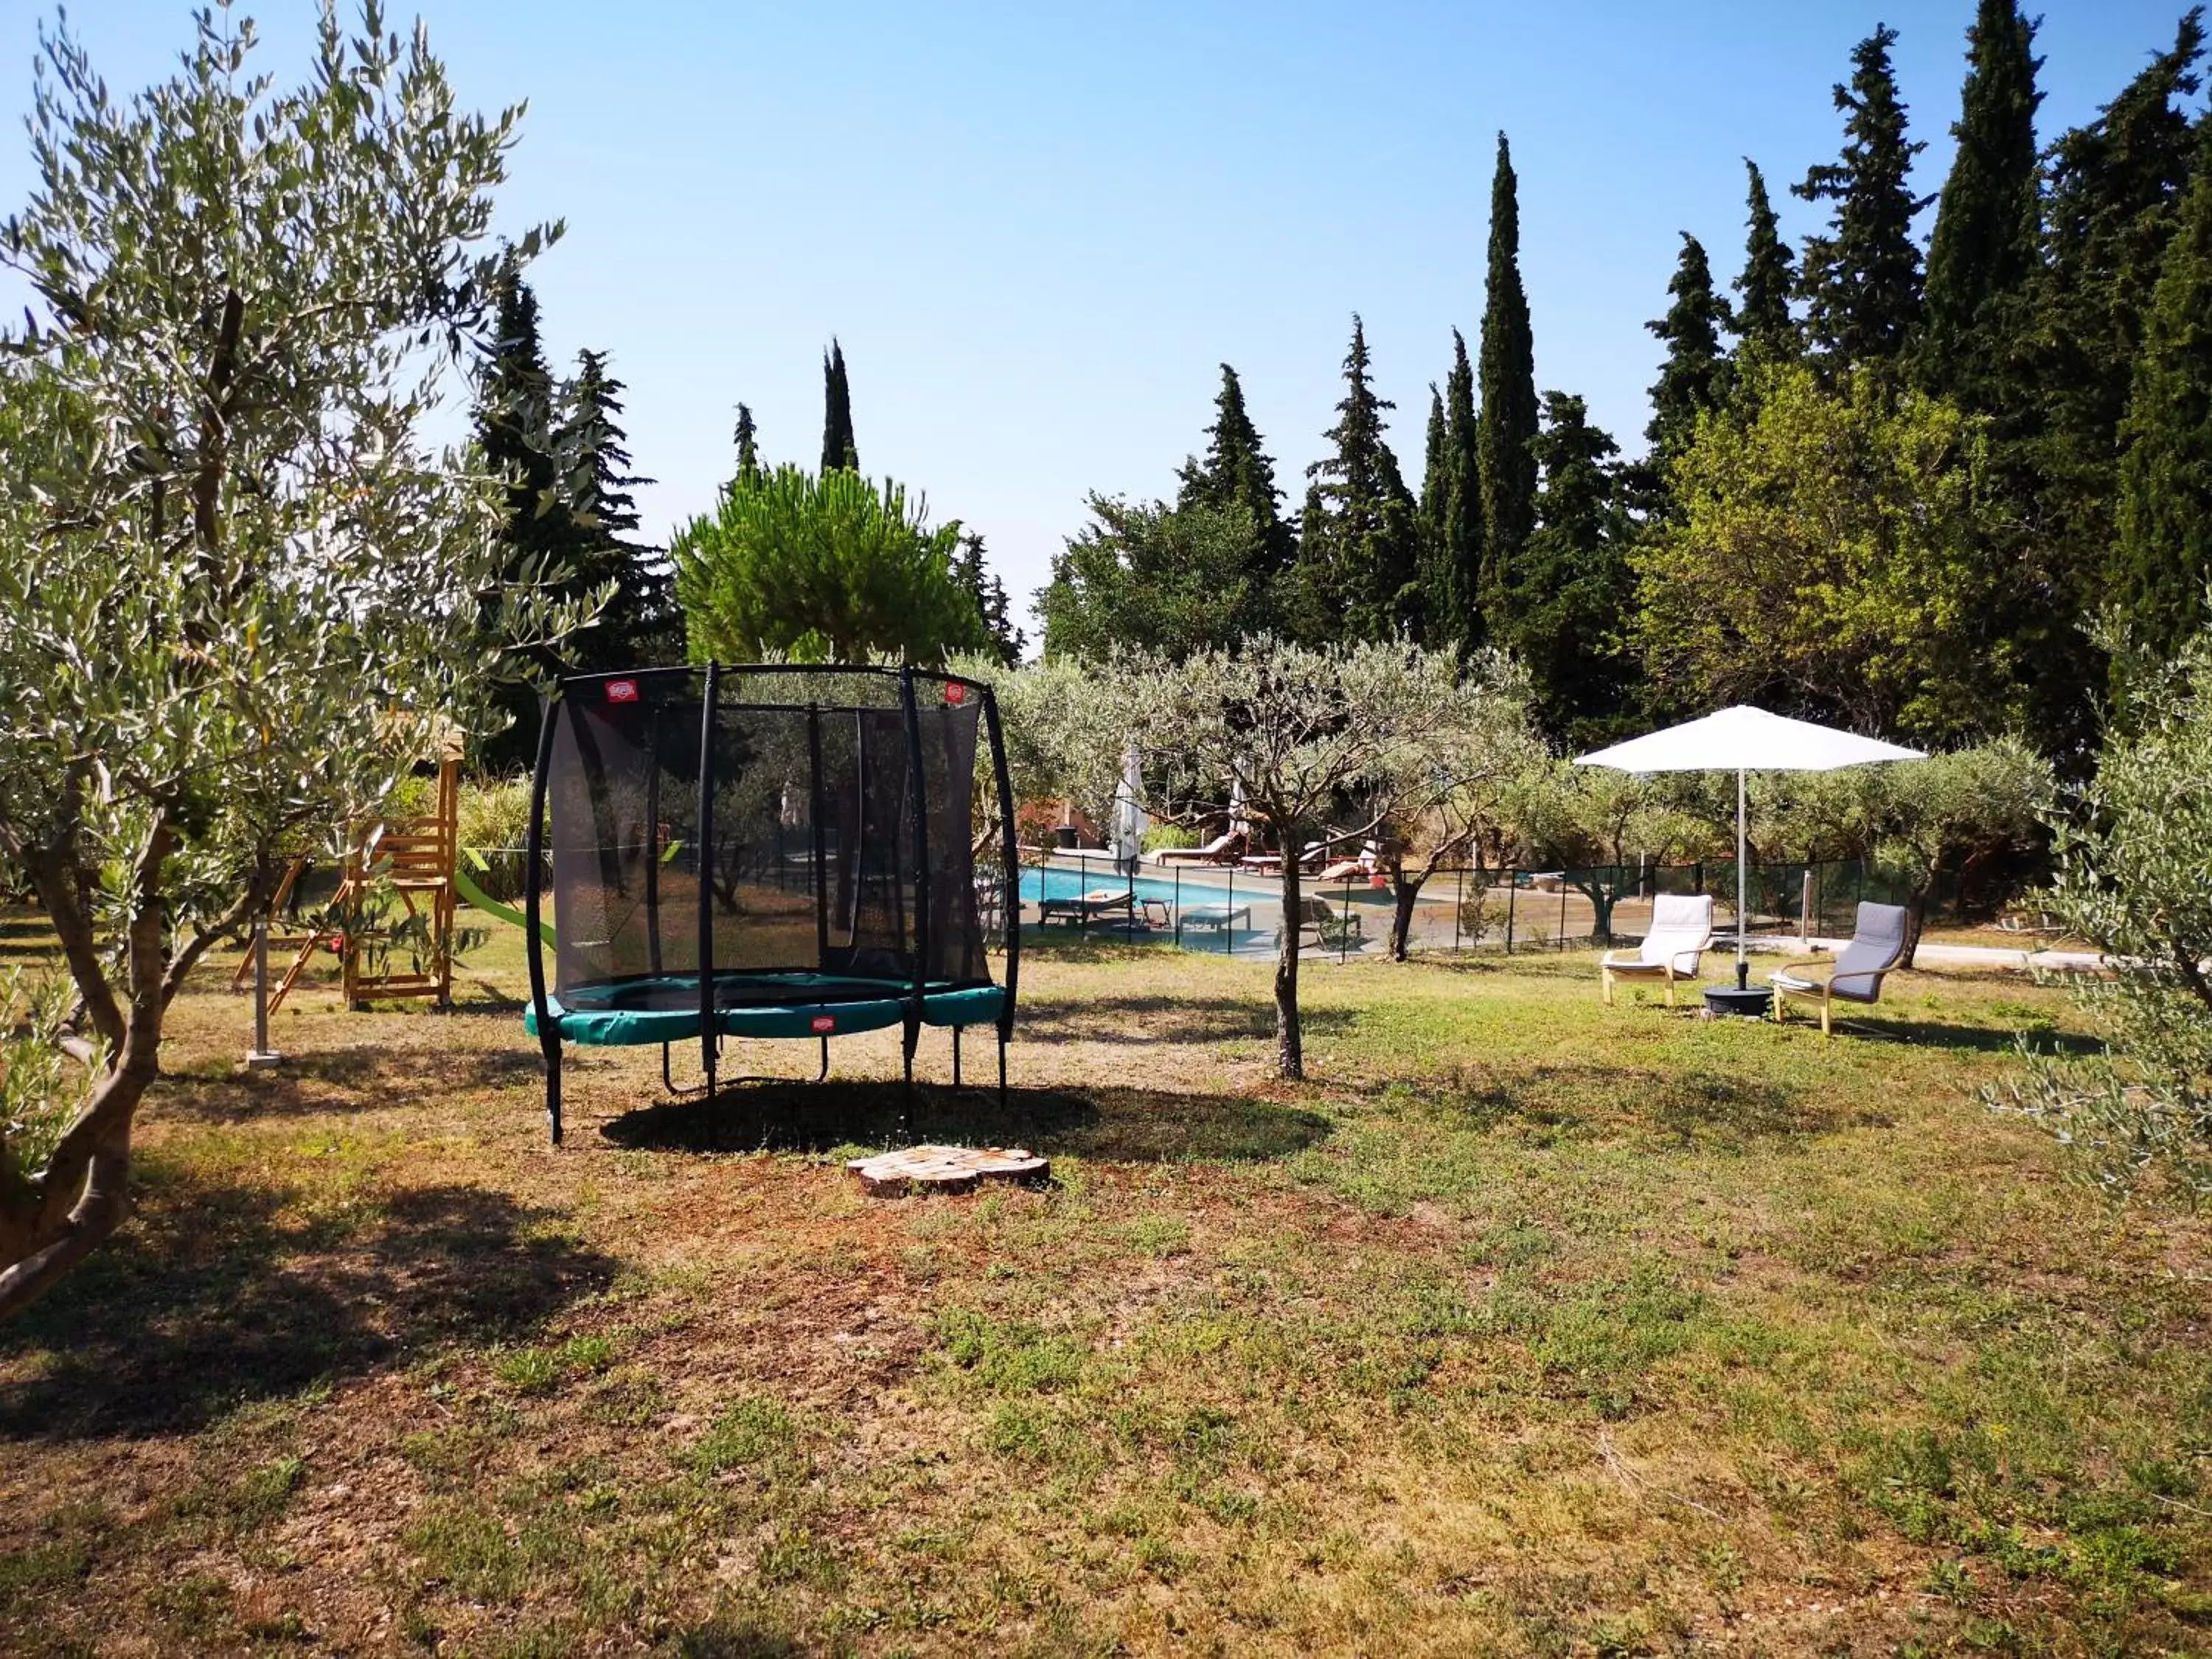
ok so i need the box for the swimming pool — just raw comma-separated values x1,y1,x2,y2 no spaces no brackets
1018,864,1267,907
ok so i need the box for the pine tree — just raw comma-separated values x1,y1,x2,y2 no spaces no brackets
2019,10,2205,750
1734,159,1798,356
820,339,857,472
1919,0,2043,398
733,402,761,484
2115,144,2212,656
1502,393,1636,744
952,531,1028,667
557,349,678,670
1295,316,1421,642
1794,25,1931,368
1440,329,1485,645
1646,232,1734,460
474,272,568,771
1478,133,1540,607
1176,363,1295,577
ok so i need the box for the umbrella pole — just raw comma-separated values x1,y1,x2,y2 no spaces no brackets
1736,767,1749,990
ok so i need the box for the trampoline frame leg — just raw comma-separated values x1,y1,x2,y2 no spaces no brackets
816,1034,830,1083
543,1037,563,1146
998,1034,1007,1113
706,1046,720,1150
900,1020,917,1144
953,1025,962,1088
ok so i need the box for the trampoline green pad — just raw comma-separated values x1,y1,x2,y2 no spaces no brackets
526,976,1006,1046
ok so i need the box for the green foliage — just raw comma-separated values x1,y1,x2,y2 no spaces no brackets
1295,316,1422,642
819,339,857,473
0,970,91,1197
1877,737,2052,960
2115,146,2212,658
1478,135,1540,602
950,532,1026,667
554,348,678,672
1733,160,1798,357
1919,0,2043,399
1792,24,1929,368
1040,495,1275,663
1632,360,2011,742
1645,234,1733,461
0,3,580,1314
732,402,762,485
1421,330,1484,650
1992,618,2212,1199
1176,363,1295,578
671,465,983,664
1498,393,1637,745
457,776,536,902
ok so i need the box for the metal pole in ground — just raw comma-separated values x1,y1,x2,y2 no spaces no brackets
1801,868,1813,949
246,918,285,1069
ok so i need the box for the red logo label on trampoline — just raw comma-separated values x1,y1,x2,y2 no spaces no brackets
944,681,966,706
605,679,640,703
810,1015,836,1034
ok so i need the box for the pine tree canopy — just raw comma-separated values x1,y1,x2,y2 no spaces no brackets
820,338,858,472
2116,141,2212,657
953,531,1029,667
1176,363,1295,575
1646,232,1735,458
476,271,560,563
1478,133,1540,603
1735,159,1798,355
1298,316,1422,642
1920,0,2043,397
1794,25,1931,367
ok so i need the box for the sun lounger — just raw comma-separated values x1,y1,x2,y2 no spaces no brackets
1178,902,1251,935
1155,830,1247,865
1037,888,1136,927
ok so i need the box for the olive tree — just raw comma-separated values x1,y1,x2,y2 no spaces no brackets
1874,738,2051,966
1514,766,1722,944
0,6,582,1318
1990,625,2212,1201
1039,638,1517,1079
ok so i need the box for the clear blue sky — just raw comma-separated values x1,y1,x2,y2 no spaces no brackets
0,3,2199,639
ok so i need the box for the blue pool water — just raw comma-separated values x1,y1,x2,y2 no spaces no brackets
1017,866,1201,907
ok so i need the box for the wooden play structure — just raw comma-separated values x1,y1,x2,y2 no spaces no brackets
234,742,462,1012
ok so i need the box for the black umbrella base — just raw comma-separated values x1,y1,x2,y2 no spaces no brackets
1703,984,1774,1018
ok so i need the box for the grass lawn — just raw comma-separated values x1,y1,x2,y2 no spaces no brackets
2,916,2208,1655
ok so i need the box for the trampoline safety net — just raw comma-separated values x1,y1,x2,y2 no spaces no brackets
523,664,1020,1144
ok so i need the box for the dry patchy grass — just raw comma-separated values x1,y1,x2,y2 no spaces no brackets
0,918,2207,1656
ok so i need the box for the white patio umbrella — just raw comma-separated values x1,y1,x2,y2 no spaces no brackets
1573,706,1923,990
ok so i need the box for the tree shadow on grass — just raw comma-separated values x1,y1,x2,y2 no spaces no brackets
1016,993,1357,1046
0,1166,616,1442
156,1042,546,1123
598,1080,1332,1164
1422,1061,1841,1150
1810,1015,2101,1057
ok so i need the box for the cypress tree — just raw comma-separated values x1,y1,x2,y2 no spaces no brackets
1646,232,1734,461
1919,0,2043,398
1417,384,1453,647
1441,329,1485,644
1734,160,1798,356
1478,133,1540,605
733,402,761,484
1793,25,1931,368
820,339,857,472
1296,316,1421,642
1502,392,1635,745
556,349,678,669
2115,145,2212,656
1176,363,1295,577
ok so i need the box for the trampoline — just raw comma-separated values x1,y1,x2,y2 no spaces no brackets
521,663,1020,1144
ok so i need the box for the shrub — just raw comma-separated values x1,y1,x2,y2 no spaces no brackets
458,776,536,902
1141,824,1199,854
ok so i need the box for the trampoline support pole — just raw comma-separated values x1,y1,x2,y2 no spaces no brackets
998,1034,1007,1113
953,1025,962,1088
901,1043,914,1143
816,1035,830,1083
